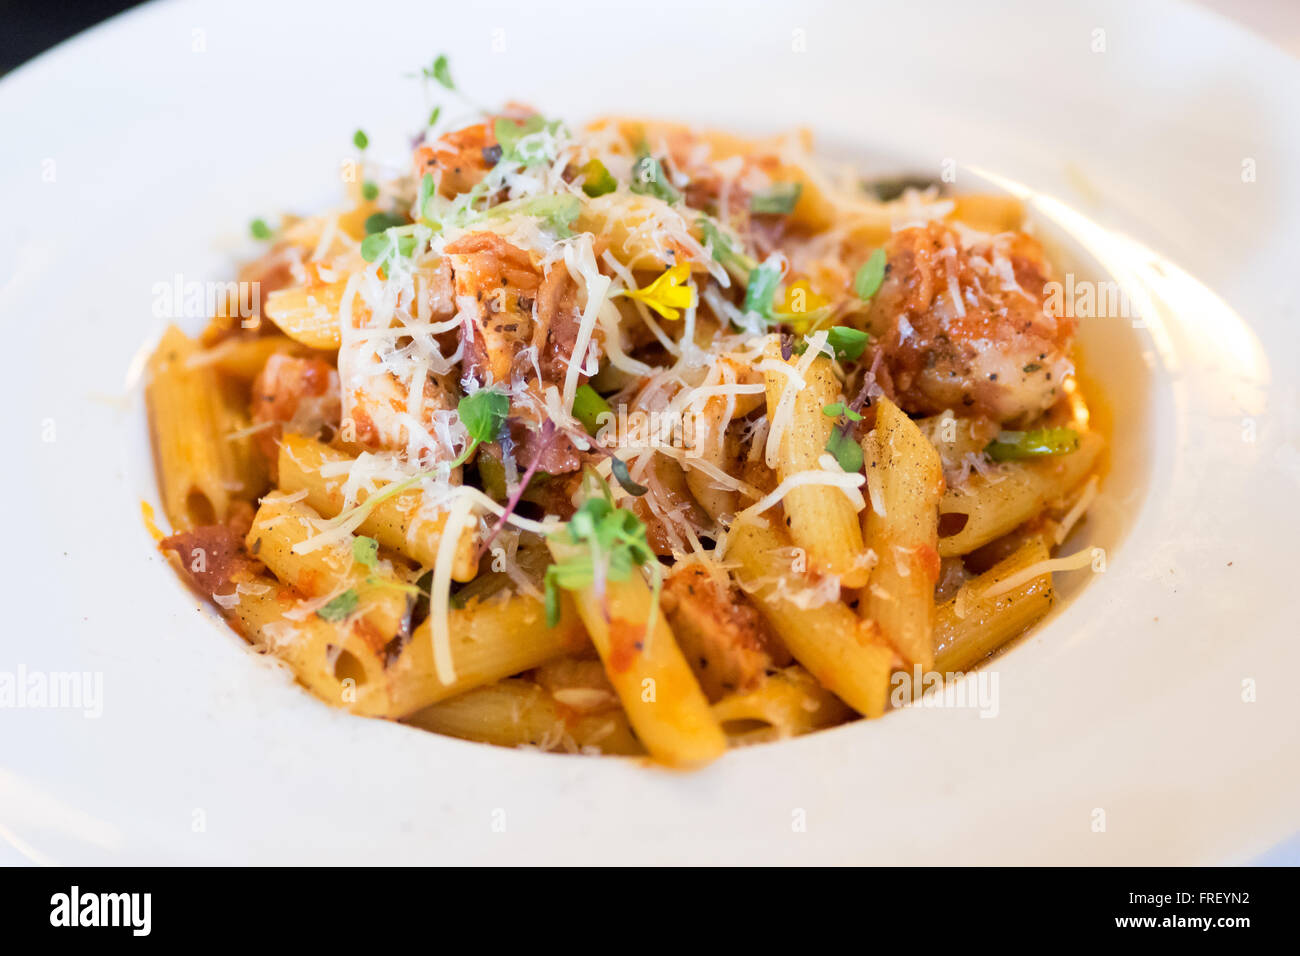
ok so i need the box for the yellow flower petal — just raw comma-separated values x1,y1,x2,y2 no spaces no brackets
617,262,696,320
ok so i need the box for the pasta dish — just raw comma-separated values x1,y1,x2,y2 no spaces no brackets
145,58,1103,766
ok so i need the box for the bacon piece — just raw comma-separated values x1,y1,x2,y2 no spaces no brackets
160,516,262,601
444,232,540,386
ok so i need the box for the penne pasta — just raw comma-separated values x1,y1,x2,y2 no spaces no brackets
277,433,479,580
934,537,1055,673
761,338,870,586
263,280,350,350
547,538,726,767
223,576,395,717
194,333,326,381
712,666,854,746
146,324,264,529
381,591,589,717
938,430,1103,557
727,520,894,718
404,678,643,755
860,398,945,669
947,194,1025,233
245,492,409,643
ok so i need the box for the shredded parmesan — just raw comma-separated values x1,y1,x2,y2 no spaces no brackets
429,493,476,685
762,330,827,468
1055,476,1099,545
733,467,866,526
956,546,1100,618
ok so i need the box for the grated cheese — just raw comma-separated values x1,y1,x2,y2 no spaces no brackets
429,492,476,685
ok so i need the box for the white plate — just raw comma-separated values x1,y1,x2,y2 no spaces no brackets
2,0,1297,864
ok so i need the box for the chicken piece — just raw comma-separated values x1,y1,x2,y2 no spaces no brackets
532,261,585,384
631,454,710,557
866,221,1074,424
443,232,541,386
661,564,790,701
335,259,461,460
250,354,341,465
412,122,499,199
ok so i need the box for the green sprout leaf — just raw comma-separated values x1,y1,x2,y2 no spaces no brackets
825,427,863,473
698,217,758,277
250,218,273,240
743,261,783,320
459,388,510,444
429,54,454,90
359,228,417,264
822,402,863,422
352,536,380,570
825,326,870,361
750,182,803,215
364,211,407,235
629,153,680,204
317,589,359,622
485,193,581,238
543,484,658,627
493,115,562,166
853,248,887,301
450,388,510,468
353,129,369,150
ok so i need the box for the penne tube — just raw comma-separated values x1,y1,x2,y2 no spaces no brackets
264,280,350,350
938,430,1103,557
277,433,478,580
146,325,264,529
860,398,944,669
727,520,894,717
245,493,409,643
547,539,727,767
762,338,870,586
933,537,1054,673
947,194,1025,233
404,678,642,755
223,576,394,717
193,334,326,381
712,666,854,746
381,591,589,717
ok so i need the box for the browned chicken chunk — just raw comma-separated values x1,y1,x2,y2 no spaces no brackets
661,564,790,701
866,221,1075,424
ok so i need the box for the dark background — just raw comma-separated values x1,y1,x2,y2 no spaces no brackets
1,0,144,74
